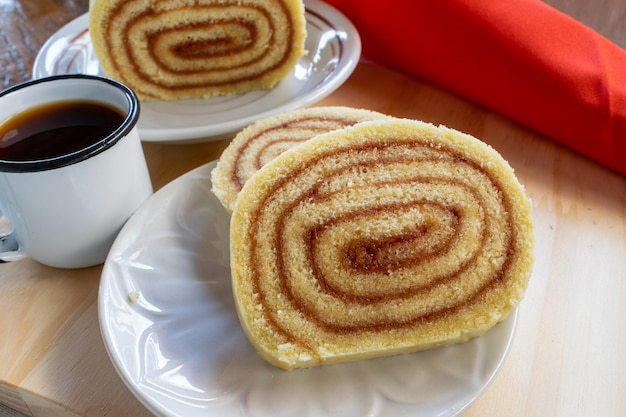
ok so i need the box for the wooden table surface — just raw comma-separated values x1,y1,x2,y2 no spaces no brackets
1,1,625,416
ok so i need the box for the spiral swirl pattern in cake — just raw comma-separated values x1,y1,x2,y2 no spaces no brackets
89,0,306,100
211,106,389,212
230,118,534,370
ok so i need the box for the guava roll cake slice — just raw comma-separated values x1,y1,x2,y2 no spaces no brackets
89,0,306,100
229,118,535,370
211,106,389,212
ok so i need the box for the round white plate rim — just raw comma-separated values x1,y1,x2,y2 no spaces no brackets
98,160,519,417
33,0,361,143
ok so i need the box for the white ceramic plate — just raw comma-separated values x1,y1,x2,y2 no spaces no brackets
33,0,361,143
99,161,519,417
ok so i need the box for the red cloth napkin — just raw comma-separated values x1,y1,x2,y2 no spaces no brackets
324,0,626,176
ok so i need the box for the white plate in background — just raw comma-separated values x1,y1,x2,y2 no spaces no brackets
33,0,361,143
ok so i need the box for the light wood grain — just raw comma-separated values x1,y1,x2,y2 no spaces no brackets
1,1,626,417
2,61,626,417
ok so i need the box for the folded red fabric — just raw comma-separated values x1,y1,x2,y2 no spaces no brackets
324,0,626,176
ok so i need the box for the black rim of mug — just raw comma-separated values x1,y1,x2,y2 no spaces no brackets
0,74,140,173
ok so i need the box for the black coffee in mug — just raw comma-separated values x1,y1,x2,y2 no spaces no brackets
0,100,125,162
0,74,151,269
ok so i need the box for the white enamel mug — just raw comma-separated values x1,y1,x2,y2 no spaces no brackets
0,75,153,269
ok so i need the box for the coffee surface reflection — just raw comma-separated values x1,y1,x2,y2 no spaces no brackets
0,100,124,161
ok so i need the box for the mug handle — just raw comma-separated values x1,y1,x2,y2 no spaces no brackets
0,216,25,262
